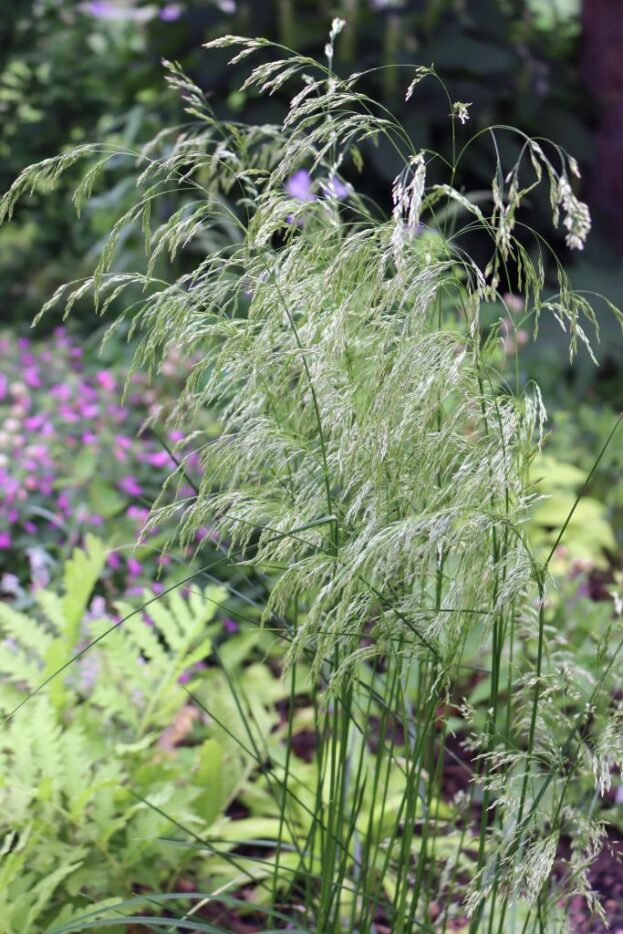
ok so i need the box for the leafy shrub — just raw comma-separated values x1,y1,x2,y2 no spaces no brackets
3,20,623,933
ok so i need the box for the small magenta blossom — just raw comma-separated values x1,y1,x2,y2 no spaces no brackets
128,505,149,524
0,328,203,599
145,451,171,468
127,557,143,577
107,551,122,570
51,384,72,401
118,475,144,497
96,370,116,392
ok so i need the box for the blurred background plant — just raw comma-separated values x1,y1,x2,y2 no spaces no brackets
3,0,622,389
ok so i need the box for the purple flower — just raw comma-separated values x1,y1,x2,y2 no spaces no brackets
0,531,11,550
321,175,351,200
126,585,144,597
118,475,143,497
286,170,316,203
85,1,155,21
107,550,121,570
177,661,207,685
57,493,71,514
86,1,116,17
159,3,182,19
127,557,143,578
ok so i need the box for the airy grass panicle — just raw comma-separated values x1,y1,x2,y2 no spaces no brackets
3,20,623,933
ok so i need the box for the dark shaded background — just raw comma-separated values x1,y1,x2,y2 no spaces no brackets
2,0,622,404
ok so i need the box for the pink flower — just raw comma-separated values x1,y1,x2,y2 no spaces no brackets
125,585,144,597
147,451,171,468
96,371,116,392
127,557,143,577
107,551,121,570
57,493,71,513
24,414,46,432
127,505,149,523
0,531,11,549
51,384,72,401
24,368,41,389
118,476,143,497
58,405,80,423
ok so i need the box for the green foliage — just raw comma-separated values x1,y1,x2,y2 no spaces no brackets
0,0,172,328
0,539,254,931
529,452,617,572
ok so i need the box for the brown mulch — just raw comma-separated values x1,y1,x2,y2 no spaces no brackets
569,831,623,932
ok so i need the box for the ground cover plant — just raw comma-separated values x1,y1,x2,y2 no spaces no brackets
2,19,623,933
0,324,215,599
0,534,311,932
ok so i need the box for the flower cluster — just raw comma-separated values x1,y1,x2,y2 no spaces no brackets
0,328,204,597
85,1,183,22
